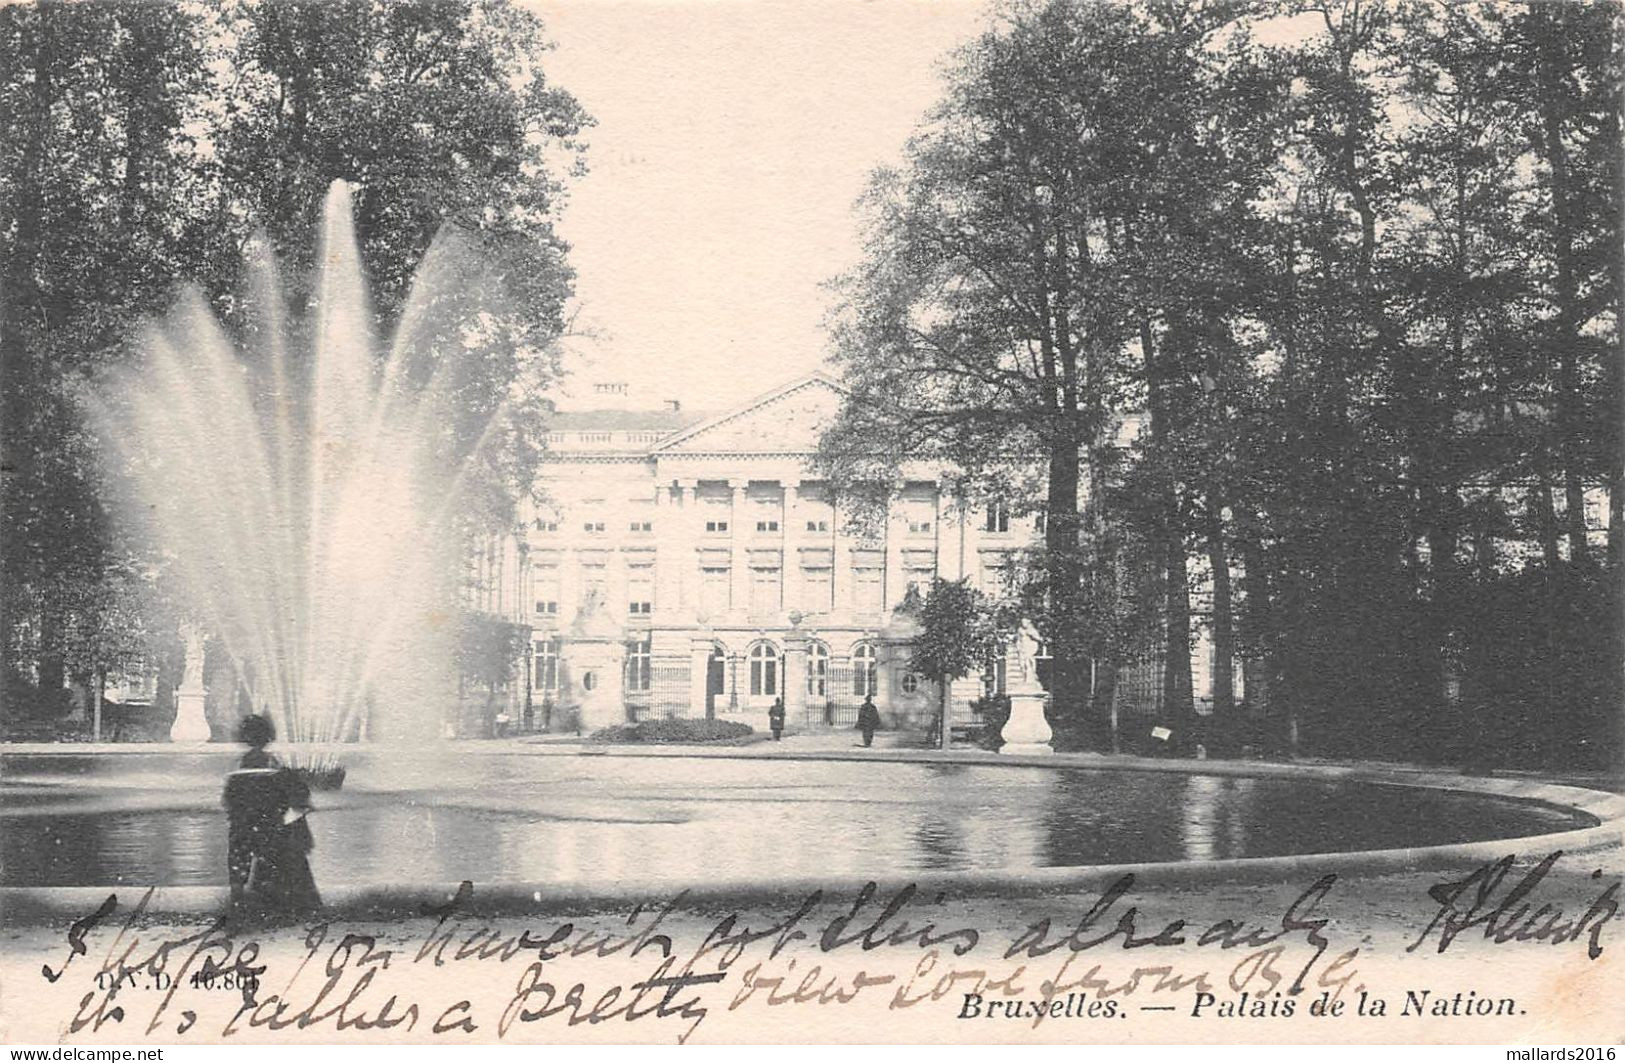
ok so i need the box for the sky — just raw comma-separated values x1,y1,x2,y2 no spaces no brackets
527,0,990,409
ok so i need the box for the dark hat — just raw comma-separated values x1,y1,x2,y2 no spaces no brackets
237,713,275,747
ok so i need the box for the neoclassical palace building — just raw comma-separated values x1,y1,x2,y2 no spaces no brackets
481,373,1041,734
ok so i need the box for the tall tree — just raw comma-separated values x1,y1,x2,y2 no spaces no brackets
1,0,590,719
212,0,591,531
1,1,212,710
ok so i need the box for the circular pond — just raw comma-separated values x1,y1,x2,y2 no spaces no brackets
0,750,1596,889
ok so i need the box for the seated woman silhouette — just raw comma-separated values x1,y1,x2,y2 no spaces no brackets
223,714,320,911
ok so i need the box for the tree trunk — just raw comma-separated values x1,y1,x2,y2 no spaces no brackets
94,669,106,742
1138,310,1195,754
1162,533,1195,752
2,8,55,699
1043,423,1086,742
1532,6,1592,565
1204,495,1236,752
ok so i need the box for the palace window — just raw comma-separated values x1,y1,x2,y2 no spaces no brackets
629,520,653,533
852,643,878,697
755,519,780,533
853,567,883,614
801,566,832,611
980,555,1010,595
805,519,829,533
582,520,606,534
907,520,933,535
750,566,781,613
985,503,1010,534
627,568,653,616
531,566,559,617
581,563,607,604
906,566,935,602
705,519,730,534
700,566,730,614
807,641,829,698
749,641,781,697
1034,641,1052,691
533,637,561,693
533,518,558,533
624,639,651,692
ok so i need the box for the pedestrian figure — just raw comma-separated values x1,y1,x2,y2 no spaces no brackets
768,697,785,741
857,695,881,748
222,714,320,912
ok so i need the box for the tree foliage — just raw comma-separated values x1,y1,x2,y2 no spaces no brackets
1,0,588,717
823,0,1622,766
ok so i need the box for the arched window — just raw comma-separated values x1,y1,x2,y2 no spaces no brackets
807,641,830,698
625,639,651,692
853,642,878,697
534,637,561,693
749,641,781,697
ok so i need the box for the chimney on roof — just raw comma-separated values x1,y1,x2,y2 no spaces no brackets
663,399,682,412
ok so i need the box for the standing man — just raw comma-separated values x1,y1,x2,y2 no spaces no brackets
857,695,881,748
768,697,786,741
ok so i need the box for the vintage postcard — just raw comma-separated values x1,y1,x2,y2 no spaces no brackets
1,0,1620,1049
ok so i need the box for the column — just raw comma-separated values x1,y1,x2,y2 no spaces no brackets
674,479,698,618
689,636,713,719
935,482,957,581
783,630,809,729
728,479,747,617
654,480,676,616
559,551,580,628
781,482,798,614
883,499,905,611
832,494,850,617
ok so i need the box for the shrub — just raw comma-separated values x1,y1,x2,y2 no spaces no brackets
589,718,755,744
971,694,1009,750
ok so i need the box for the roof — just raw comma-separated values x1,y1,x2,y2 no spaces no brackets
545,409,709,432
652,372,846,452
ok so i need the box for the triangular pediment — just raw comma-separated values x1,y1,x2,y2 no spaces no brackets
655,374,846,454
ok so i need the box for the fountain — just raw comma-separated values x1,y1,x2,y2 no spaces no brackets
93,182,513,772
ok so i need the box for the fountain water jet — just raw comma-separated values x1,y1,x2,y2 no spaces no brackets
94,182,518,765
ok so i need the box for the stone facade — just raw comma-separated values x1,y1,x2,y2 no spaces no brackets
504,373,1041,734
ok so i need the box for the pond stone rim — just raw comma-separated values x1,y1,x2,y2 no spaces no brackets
1,745,1619,920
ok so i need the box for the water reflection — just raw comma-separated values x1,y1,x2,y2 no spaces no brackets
1179,775,1260,861
0,754,1591,888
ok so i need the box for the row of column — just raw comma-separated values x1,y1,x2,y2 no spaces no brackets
652,478,969,619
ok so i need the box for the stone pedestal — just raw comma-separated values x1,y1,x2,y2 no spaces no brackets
690,635,716,719
783,624,808,728
563,586,626,733
170,628,212,742
1000,622,1052,756
566,635,625,733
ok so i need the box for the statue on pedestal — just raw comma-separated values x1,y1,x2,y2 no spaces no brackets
171,625,212,742
999,620,1053,755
